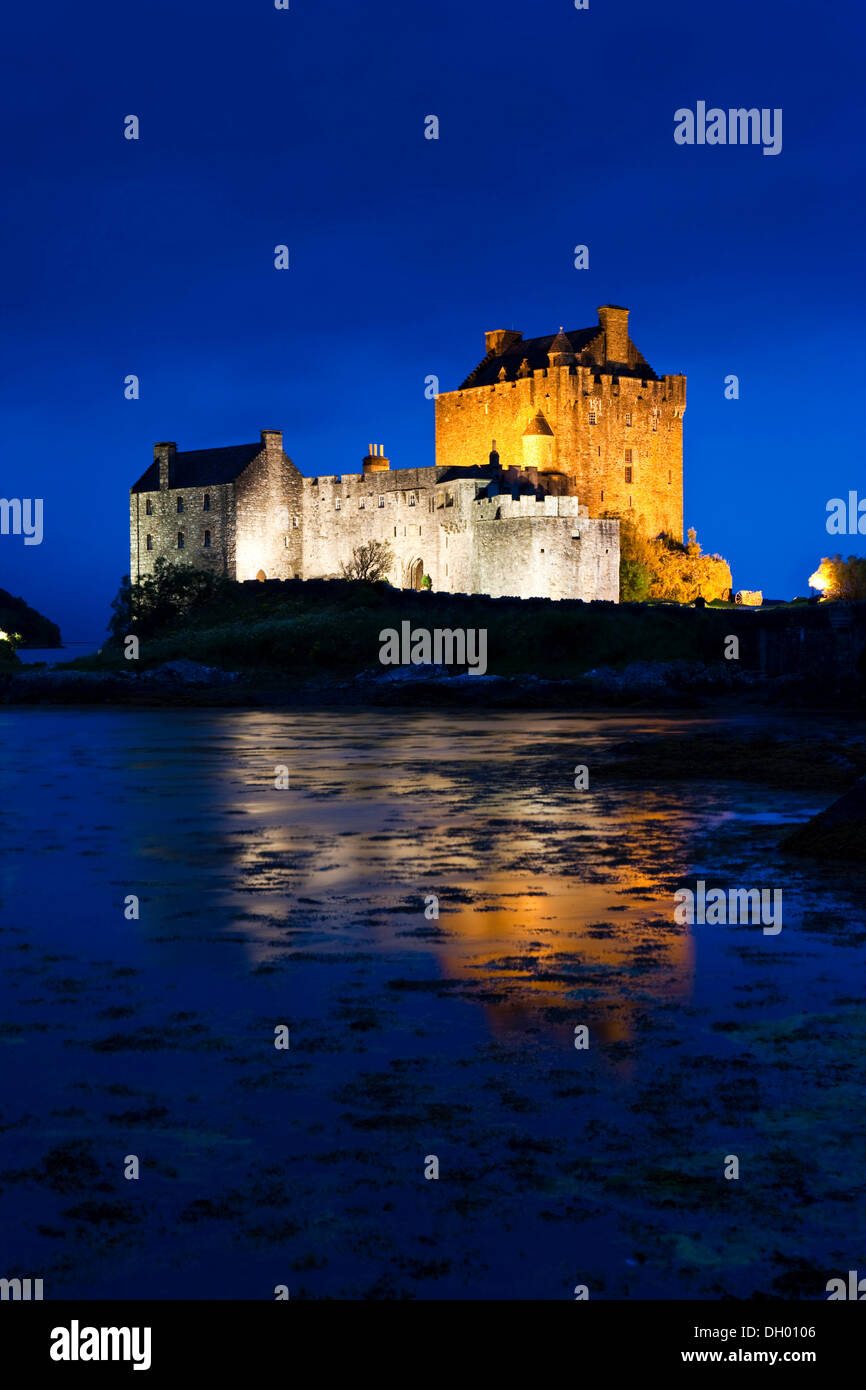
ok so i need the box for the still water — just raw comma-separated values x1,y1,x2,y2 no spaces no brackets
0,708,863,1299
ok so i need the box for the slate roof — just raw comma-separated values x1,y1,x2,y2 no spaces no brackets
548,327,574,357
131,443,263,494
523,410,554,437
458,326,657,389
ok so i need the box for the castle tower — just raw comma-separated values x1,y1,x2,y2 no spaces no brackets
433,303,686,540
522,410,554,471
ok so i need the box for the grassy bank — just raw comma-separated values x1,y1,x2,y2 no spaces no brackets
73,579,752,680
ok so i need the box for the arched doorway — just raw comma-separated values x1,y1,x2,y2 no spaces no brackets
408,558,424,591
256,569,267,582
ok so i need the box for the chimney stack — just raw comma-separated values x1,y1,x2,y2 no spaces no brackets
485,329,523,357
597,306,630,365
362,443,390,473
261,429,283,454
153,441,177,491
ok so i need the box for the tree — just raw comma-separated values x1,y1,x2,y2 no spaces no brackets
809,554,866,601
107,558,231,641
340,540,394,582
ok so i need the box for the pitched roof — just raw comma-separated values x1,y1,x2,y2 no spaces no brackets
458,325,658,389
548,327,574,357
523,410,554,437
131,443,263,493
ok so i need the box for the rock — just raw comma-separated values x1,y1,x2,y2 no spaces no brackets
782,775,866,860
141,659,237,685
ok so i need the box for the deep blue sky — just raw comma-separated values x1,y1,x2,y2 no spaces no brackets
1,0,863,638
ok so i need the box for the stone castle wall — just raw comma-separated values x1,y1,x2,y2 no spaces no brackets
300,467,441,587
465,495,618,601
234,435,305,582
129,481,236,583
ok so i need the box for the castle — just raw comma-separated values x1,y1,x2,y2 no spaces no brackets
129,305,685,603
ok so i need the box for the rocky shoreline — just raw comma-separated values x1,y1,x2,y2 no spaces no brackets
2,655,863,711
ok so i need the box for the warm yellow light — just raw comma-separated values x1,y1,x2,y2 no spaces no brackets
808,563,831,593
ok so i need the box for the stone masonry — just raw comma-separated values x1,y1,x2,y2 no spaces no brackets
131,436,619,602
435,305,685,540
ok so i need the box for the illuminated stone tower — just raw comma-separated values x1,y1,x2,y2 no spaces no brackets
434,305,685,540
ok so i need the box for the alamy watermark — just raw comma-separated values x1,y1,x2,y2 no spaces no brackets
0,497,43,545
379,622,487,675
674,103,782,156
825,492,866,535
674,880,783,935
1,1276,43,1300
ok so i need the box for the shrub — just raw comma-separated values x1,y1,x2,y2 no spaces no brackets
339,541,394,582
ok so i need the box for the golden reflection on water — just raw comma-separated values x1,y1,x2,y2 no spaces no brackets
179,711,701,1042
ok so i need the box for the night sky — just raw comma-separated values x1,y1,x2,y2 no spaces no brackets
2,0,863,639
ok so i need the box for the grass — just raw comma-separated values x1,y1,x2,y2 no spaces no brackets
68,579,743,681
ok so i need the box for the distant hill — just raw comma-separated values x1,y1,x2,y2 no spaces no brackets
0,587,61,647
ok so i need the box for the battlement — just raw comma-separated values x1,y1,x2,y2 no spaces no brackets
450,365,685,400
471,493,589,521
304,466,435,496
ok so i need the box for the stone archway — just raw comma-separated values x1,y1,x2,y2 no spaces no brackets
256,569,267,582
408,558,424,591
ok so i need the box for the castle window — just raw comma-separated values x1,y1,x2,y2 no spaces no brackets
653,417,658,431
203,530,211,548
625,466,633,484
146,534,153,550
177,531,184,549
359,497,365,509
177,496,184,513
394,527,397,537
292,515,299,528
625,449,633,464
668,470,672,485
625,412,632,426
409,494,416,506
378,495,384,508
203,493,210,511
145,498,153,515
335,498,341,510
589,411,596,425
601,491,604,502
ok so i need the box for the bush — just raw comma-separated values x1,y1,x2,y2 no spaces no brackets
339,541,394,582
607,514,732,603
808,555,866,601
108,559,232,642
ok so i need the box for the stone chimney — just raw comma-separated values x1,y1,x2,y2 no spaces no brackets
154,442,176,491
260,429,283,456
485,329,523,357
597,305,630,364
362,442,390,474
